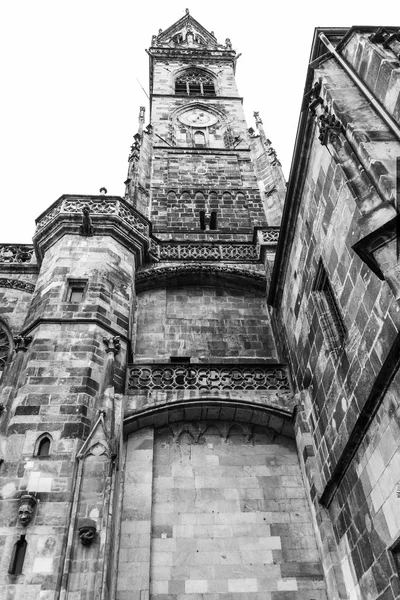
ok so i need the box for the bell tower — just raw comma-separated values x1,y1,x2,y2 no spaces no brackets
126,9,277,237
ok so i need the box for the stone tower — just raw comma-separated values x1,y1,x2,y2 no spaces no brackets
2,12,399,600
0,10,325,600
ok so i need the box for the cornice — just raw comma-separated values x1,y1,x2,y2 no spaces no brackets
148,48,235,60
151,94,243,102
19,317,129,343
135,263,266,293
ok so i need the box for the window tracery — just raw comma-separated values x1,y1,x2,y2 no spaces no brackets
175,70,216,96
0,322,12,383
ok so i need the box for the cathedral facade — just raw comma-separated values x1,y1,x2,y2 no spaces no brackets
0,13,400,600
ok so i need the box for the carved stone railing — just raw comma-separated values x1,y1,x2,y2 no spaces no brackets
258,228,280,245
150,228,280,262
158,243,259,261
0,245,35,264
127,363,290,392
35,196,150,237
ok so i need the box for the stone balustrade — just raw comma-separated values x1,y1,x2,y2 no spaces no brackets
127,363,290,392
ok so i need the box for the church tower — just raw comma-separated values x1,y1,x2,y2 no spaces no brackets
115,11,325,600
0,11,327,600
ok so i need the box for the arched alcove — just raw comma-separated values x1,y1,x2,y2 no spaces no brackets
117,408,324,598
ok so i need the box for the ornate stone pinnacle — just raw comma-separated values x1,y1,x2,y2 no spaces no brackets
103,336,121,355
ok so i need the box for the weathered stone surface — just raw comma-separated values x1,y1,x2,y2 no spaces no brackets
1,16,398,600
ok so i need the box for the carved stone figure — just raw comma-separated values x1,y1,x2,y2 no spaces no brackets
80,206,94,236
225,38,232,49
103,336,121,355
78,518,97,546
18,494,36,526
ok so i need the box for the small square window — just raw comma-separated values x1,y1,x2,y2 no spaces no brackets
66,280,87,303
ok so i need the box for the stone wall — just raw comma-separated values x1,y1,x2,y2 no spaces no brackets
0,234,135,599
134,286,278,362
274,27,400,600
150,149,266,234
278,59,400,488
330,370,400,599
117,421,327,600
341,31,400,122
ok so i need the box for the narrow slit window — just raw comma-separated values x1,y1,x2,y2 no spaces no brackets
9,536,27,575
312,260,347,353
37,436,51,457
210,211,217,230
200,211,217,231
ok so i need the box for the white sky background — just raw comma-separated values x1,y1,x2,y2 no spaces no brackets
1,0,399,243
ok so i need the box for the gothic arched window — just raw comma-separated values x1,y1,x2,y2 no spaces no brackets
175,70,216,96
0,322,12,384
37,435,51,457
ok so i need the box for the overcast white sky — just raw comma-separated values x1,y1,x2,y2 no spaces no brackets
1,0,399,243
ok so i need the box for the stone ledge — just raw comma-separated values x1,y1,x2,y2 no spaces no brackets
124,399,295,439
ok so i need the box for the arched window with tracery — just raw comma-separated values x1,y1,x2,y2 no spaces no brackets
0,321,12,384
175,70,216,96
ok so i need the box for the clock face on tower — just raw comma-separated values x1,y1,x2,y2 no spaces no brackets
178,109,218,127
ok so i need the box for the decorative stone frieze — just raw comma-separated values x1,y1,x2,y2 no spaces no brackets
36,196,149,236
149,231,280,262
258,228,280,244
35,204,62,231
158,242,260,261
33,195,151,263
0,245,35,264
127,363,290,392
135,263,266,292
0,278,35,293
